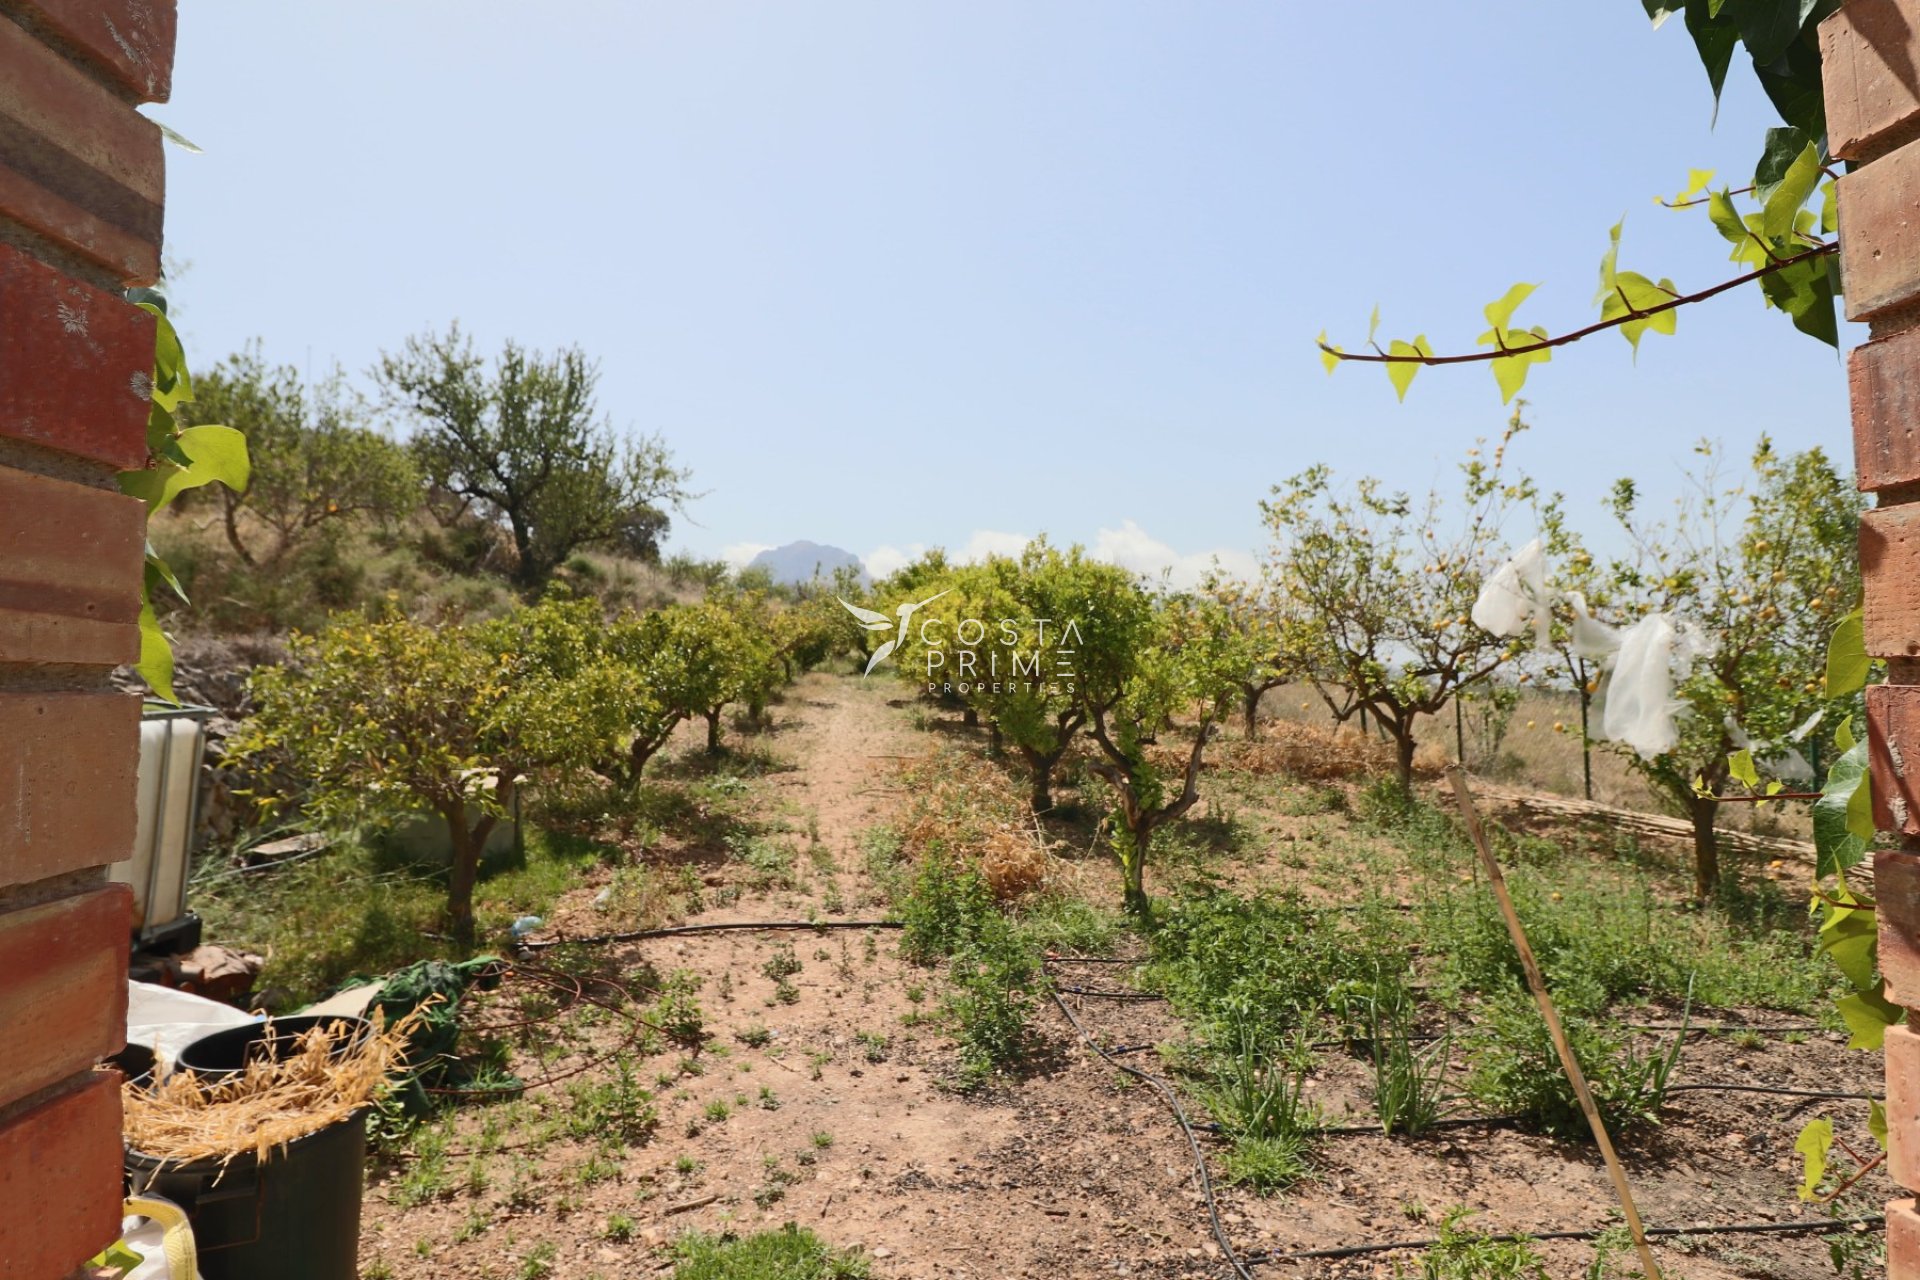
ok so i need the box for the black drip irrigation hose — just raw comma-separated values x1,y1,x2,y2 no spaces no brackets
517,919,903,951
1047,983,1256,1280
1241,1215,1885,1265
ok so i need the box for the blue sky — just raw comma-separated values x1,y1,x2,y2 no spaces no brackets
158,2,1854,582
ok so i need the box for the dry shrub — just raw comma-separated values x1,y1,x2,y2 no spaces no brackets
894,752,1055,902
124,1012,414,1168
978,822,1050,900
1223,722,1394,781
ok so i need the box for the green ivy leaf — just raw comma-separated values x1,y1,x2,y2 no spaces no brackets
1384,337,1431,402
1366,305,1381,347
1795,1117,1833,1199
1821,178,1838,234
1602,272,1680,353
136,563,177,704
1736,0,1819,70
1754,38,1827,143
1728,748,1760,788
1826,608,1868,699
1817,902,1878,990
1758,253,1840,347
1483,325,1550,404
1668,168,1716,203
1836,987,1903,1049
1316,330,1342,375
1594,220,1624,305
1684,0,1742,116
1483,282,1538,331
1871,1098,1889,1149
118,423,250,514
1760,141,1822,241
1814,735,1872,878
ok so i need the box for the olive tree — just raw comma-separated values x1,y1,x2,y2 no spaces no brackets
1261,416,1543,787
376,325,693,588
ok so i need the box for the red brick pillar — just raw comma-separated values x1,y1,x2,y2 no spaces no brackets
0,3,177,1276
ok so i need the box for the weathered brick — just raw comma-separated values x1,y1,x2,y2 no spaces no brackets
0,11,163,284
1872,686,1920,837
0,242,154,469
10,0,178,103
1822,0,1920,162
1879,849,1920,1008
1840,137,1920,322
0,467,145,668
1894,1198,1920,1280
1853,330,1920,491
1891,1022,1920,1190
0,888,129,1109
0,691,137,888
0,1074,123,1280
1863,505,1920,658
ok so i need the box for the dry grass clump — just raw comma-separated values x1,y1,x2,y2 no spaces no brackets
1224,721,1395,780
124,1013,413,1168
894,752,1056,902
1222,721,1451,782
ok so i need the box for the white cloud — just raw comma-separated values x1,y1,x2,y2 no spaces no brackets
957,529,1030,562
864,522,1254,590
1090,519,1258,589
861,543,924,580
863,529,1029,580
720,541,775,568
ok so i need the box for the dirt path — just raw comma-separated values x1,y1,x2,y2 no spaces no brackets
361,673,1227,1280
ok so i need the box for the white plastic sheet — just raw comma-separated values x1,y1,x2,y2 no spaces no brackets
1601,614,1690,759
1472,538,1550,646
127,980,258,1071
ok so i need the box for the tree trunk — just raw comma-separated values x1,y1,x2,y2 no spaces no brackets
1121,822,1152,917
1019,745,1059,813
1393,728,1417,790
1243,686,1262,740
627,735,661,786
964,707,979,728
988,721,1003,757
705,708,723,753
222,496,256,567
444,801,481,947
1688,792,1720,902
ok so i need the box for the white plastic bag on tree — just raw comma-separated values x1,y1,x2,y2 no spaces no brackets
1565,591,1621,660
1472,538,1549,646
1601,614,1691,758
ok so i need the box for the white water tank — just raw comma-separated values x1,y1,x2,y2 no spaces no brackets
111,704,212,946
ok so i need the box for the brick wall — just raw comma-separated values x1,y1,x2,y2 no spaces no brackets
1825,2,1920,1273
0,1,176,1275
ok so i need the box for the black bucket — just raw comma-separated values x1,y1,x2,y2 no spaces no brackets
175,1015,369,1082
125,1108,368,1280
125,1015,375,1280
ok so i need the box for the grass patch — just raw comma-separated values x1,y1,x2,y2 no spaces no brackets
668,1224,869,1279
193,822,608,1005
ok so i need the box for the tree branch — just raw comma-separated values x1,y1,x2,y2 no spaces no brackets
1320,242,1836,367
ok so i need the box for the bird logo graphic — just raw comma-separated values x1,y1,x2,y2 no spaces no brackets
838,590,951,677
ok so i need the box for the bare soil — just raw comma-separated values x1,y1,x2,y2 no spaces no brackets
357,673,1885,1280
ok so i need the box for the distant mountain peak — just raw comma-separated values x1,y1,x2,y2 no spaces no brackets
745,541,865,586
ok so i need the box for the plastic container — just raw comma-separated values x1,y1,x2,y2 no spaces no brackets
174,1015,369,1083
125,1109,368,1280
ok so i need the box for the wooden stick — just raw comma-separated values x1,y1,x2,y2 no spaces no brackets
1447,768,1663,1280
